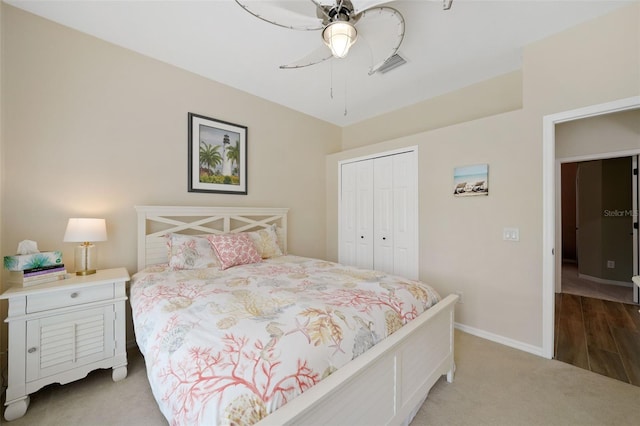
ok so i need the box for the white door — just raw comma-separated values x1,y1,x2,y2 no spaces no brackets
373,152,418,279
339,149,418,279
392,152,417,279
340,161,358,267
355,160,374,270
374,155,395,275
340,160,374,270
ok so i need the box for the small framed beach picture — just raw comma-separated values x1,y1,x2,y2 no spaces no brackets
188,113,247,194
453,164,489,197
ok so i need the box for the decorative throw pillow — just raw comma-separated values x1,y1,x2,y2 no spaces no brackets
246,224,283,259
275,226,287,255
166,233,220,270
208,233,262,270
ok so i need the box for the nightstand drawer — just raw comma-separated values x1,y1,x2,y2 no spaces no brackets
26,283,114,313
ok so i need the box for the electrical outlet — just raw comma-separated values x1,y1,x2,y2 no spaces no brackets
607,260,615,269
455,291,463,304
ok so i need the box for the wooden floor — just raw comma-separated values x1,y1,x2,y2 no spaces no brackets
555,293,640,386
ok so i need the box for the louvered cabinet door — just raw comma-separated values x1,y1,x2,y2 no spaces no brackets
25,305,115,382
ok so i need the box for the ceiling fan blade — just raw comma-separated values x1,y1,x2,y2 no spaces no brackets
355,7,405,75
235,0,323,31
279,46,333,69
311,0,395,16
309,0,332,20
350,0,396,15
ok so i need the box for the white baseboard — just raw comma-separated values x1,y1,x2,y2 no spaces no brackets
577,273,633,288
454,323,544,358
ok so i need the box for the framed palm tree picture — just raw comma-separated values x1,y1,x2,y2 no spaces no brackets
188,113,247,194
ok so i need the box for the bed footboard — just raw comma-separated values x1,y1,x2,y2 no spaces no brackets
257,293,458,426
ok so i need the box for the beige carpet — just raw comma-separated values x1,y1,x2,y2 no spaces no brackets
414,331,640,426
4,331,640,425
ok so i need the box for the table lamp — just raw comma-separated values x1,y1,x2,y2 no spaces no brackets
63,218,107,275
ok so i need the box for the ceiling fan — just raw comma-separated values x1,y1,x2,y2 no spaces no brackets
235,1,454,75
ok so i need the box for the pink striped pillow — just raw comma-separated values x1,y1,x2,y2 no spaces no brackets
208,233,262,270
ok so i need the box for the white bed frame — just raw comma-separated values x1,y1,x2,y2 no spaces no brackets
135,205,458,426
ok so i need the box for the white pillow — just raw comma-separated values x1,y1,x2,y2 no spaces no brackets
275,226,287,255
166,233,220,270
246,224,283,259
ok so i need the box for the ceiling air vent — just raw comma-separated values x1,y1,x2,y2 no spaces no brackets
376,53,407,74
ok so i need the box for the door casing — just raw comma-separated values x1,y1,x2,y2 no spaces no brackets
542,96,640,359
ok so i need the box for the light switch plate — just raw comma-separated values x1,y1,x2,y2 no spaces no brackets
503,228,520,241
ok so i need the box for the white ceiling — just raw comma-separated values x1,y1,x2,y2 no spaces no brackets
5,0,636,126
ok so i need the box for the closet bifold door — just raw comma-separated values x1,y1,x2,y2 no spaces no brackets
373,152,417,279
390,151,417,280
339,149,417,280
374,155,394,275
340,160,374,270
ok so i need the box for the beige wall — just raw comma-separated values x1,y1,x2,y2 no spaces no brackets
601,157,633,282
0,5,340,353
342,70,523,150
328,110,541,346
328,3,640,351
523,3,639,114
1,5,340,274
556,109,640,159
576,158,634,284
577,160,604,280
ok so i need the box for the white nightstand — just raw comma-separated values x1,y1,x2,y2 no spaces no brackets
1,267,129,421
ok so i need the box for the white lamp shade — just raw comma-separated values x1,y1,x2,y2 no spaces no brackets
322,21,357,58
64,218,108,243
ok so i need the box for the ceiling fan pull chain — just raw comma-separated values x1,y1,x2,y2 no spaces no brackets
330,60,334,99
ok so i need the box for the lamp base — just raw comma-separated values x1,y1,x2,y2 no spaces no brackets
74,243,98,276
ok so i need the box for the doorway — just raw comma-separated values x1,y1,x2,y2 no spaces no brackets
560,156,636,304
542,95,640,359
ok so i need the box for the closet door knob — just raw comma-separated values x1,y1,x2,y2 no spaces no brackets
70,292,79,298
360,236,364,239
28,347,37,354
382,237,387,240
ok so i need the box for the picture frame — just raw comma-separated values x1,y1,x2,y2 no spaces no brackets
188,112,247,194
453,164,489,197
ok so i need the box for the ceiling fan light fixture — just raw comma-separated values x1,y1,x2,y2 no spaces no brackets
322,21,357,59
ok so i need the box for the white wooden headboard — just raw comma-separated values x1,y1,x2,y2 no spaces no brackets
134,206,289,270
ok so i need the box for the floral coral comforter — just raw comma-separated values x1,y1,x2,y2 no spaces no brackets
130,255,441,425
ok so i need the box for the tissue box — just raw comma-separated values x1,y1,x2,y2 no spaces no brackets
3,251,63,271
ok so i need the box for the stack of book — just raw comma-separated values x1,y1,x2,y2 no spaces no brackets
8,264,67,287
4,251,67,287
